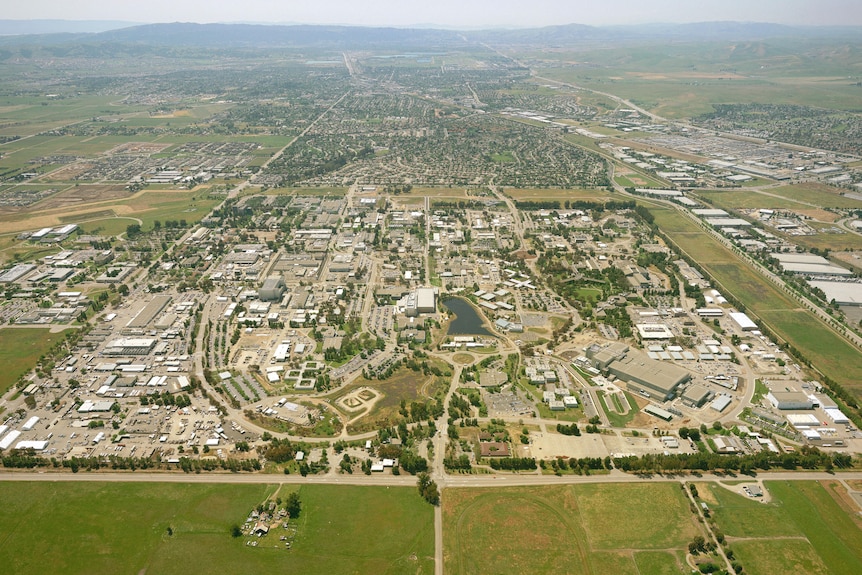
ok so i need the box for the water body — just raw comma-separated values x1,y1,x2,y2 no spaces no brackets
442,297,493,336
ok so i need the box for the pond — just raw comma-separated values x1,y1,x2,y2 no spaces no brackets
442,297,493,336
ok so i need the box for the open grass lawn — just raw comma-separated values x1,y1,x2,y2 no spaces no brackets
444,483,698,575
697,189,811,212
707,481,862,575
598,391,640,427
633,551,688,575
543,55,862,119
0,482,434,575
0,327,68,394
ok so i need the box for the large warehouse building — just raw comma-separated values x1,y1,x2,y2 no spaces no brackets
607,350,692,401
586,343,691,401
258,276,286,302
103,338,157,356
127,295,172,329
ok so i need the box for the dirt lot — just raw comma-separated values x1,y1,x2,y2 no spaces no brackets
521,430,609,459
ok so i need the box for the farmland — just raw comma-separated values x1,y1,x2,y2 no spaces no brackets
706,481,862,575
444,483,698,575
0,482,434,575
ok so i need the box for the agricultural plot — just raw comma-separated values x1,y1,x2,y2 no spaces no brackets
0,482,434,575
444,483,699,575
706,481,862,575
506,188,614,202
540,39,862,119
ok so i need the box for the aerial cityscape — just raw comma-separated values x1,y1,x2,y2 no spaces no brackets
1,4,862,574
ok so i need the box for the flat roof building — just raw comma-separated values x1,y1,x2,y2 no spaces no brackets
258,276,285,302
127,295,172,329
103,337,157,356
768,390,813,410
605,349,691,401
416,287,436,314
681,384,711,407
729,312,758,331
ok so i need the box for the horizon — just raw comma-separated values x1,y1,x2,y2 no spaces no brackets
3,0,862,29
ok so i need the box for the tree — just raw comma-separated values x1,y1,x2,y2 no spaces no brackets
417,472,440,505
284,492,301,518
230,524,242,538
688,535,706,555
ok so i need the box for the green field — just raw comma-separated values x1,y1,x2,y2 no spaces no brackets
0,482,434,575
444,483,698,575
538,39,862,118
706,481,862,575
506,188,614,202
0,328,68,393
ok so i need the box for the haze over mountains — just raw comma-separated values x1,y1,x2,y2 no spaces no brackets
0,20,860,49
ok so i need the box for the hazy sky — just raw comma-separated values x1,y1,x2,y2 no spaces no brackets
7,0,862,28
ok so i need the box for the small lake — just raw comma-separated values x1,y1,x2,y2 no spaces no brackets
442,297,493,336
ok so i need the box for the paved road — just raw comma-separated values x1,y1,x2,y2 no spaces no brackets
2,468,860,488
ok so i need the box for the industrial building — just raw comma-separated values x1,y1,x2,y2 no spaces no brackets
103,337,158,356
808,280,862,306
258,276,286,302
771,253,853,277
0,263,36,283
767,390,814,410
681,384,711,407
587,343,691,401
729,312,758,331
127,295,172,329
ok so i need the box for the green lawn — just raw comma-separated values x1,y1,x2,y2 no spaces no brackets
0,482,434,575
0,328,68,393
597,390,640,427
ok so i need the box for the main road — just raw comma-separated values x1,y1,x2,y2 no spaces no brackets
1,468,859,488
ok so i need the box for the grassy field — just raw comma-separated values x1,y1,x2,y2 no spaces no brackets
539,39,862,118
648,205,862,394
706,481,862,575
0,328,68,394
0,189,220,234
340,360,450,433
0,482,434,575
444,483,698,575
698,185,862,212
505,188,614,202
